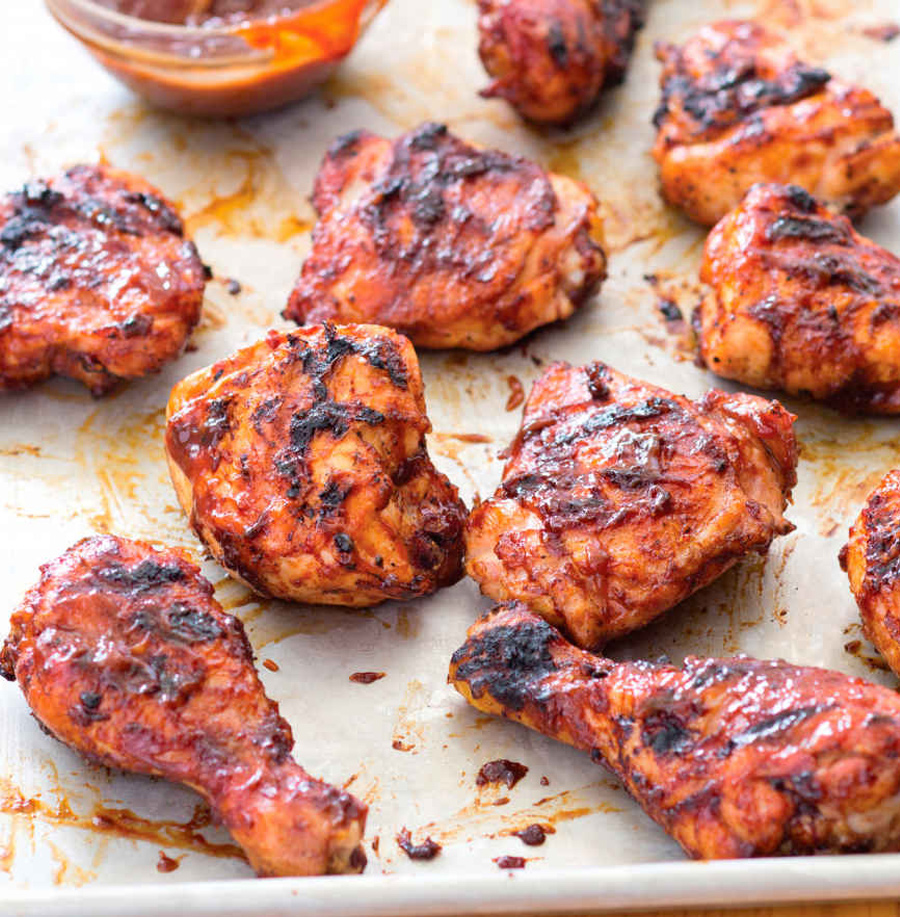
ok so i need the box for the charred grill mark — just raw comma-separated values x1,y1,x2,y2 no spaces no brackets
288,401,385,455
93,560,186,593
360,122,556,261
861,496,900,592
499,394,690,532
730,705,828,747
765,216,851,244
452,616,558,711
655,45,831,135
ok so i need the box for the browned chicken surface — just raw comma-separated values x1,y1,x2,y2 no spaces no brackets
477,0,645,125
0,535,367,876
842,470,900,677
700,183,900,414
450,603,900,858
653,21,900,226
465,361,797,649
0,165,206,395
284,123,606,351
166,323,466,606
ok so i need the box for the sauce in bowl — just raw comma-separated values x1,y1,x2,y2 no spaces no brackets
46,0,385,117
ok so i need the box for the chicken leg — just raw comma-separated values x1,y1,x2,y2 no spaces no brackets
0,535,367,877
450,602,900,858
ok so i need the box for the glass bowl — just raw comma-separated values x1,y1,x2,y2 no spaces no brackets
44,0,385,117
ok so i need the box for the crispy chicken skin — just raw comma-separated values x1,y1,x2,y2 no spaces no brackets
842,470,900,677
0,165,206,395
284,123,606,351
477,0,645,125
653,21,900,226
450,603,900,858
166,323,466,606
0,535,367,876
465,362,797,648
700,184,900,414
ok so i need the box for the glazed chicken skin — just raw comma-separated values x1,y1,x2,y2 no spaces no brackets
450,603,900,858
284,123,606,351
0,535,367,876
0,165,206,395
700,183,900,414
842,470,900,677
477,0,645,125
653,21,900,226
465,362,797,649
166,323,466,606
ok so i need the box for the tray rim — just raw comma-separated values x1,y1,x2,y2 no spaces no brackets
5,855,900,916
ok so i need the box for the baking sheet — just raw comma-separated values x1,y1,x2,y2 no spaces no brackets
3,0,900,912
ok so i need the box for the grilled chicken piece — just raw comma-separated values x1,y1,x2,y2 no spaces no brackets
477,0,645,125
842,470,900,677
700,183,900,414
284,123,606,351
450,602,900,858
0,165,206,395
0,535,367,876
653,20,900,226
166,323,466,606
465,361,797,648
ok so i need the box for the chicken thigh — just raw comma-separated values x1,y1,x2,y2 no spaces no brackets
0,535,367,876
450,602,900,858
284,123,606,351
166,323,466,606
653,21,900,226
842,470,900,677
465,361,797,648
0,165,205,394
477,0,645,125
700,183,900,414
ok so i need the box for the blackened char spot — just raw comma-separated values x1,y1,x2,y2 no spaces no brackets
334,533,354,554
302,323,408,389
765,216,850,244
452,616,558,711
288,401,384,454
124,191,184,235
119,314,154,338
408,122,449,152
166,604,224,643
547,20,568,66
319,480,348,514
328,129,365,160
0,182,62,251
641,710,694,755
202,399,231,449
783,184,817,212
94,560,185,593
